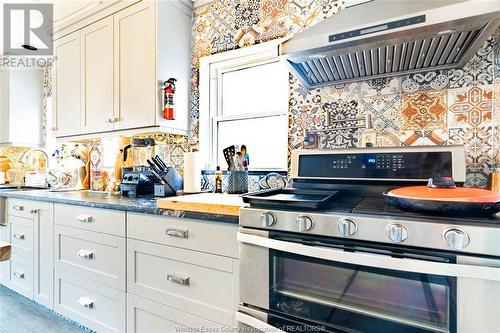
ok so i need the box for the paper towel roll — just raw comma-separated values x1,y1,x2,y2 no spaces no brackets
183,152,202,193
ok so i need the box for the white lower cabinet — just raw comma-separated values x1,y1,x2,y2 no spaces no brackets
54,269,126,333
1,201,239,333
8,254,34,299
127,239,238,328
0,225,8,284
127,293,228,333
2,199,53,308
54,224,126,290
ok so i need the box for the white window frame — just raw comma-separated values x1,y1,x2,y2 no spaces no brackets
199,38,289,171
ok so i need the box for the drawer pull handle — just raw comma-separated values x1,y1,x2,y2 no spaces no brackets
12,205,24,211
166,228,188,239
167,273,190,286
30,209,38,214
76,215,93,223
13,272,24,279
78,297,94,309
77,249,94,259
13,234,25,240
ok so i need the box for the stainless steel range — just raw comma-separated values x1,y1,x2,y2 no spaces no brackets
237,146,500,333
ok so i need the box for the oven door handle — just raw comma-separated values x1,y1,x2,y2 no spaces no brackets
236,311,286,333
237,232,500,282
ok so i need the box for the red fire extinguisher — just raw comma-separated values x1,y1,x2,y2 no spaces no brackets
163,78,177,120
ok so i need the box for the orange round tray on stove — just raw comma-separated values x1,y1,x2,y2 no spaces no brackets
387,186,500,203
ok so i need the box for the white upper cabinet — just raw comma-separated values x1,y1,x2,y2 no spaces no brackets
53,31,82,137
81,16,115,134
53,1,101,28
0,68,44,146
113,1,156,131
52,0,193,139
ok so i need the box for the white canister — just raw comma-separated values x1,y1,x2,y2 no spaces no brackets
0,172,5,185
183,152,202,193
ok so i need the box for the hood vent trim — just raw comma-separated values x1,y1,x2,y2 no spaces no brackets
284,13,499,89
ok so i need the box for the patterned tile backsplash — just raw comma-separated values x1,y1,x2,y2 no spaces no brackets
190,1,499,188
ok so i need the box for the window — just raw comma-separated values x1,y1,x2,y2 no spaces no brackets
199,40,288,171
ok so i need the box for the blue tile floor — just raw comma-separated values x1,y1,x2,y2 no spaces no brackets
0,285,89,333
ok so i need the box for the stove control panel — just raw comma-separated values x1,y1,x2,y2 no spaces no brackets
443,228,470,250
386,224,408,243
297,150,456,181
296,215,314,232
338,218,357,237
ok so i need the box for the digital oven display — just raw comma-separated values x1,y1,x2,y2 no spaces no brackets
298,152,453,179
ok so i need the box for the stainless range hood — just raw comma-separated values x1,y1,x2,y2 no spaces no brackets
280,0,500,89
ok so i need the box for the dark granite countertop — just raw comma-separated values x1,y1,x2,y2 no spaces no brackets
0,189,239,224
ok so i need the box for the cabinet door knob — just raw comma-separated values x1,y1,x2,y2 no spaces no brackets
76,215,93,223
166,228,188,239
77,249,94,260
13,234,25,240
78,297,94,309
51,127,58,131
167,273,190,286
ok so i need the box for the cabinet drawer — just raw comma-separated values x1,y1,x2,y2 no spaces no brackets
9,216,33,259
127,213,238,258
55,204,125,236
127,239,238,327
0,226,8,284
55,225,126,290
7,199,37,219
9,255,33,299
127,293,230,333
55,269,125,333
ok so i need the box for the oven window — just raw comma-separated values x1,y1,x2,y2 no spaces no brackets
270,251,455,333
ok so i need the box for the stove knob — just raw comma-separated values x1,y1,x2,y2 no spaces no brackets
338,219,357,237
386,224,408,243
443,228,470,250
260,212,276,228
296,215,314,232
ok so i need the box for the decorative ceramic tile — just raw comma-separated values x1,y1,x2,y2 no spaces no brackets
448,127,494,170
234,0,261,31
359,95,401,132
320,129,359,149
357,129,400,148
248,175,261,192
360,77,400,97
400,129,448,146
401,70,450,93
449,35,495,88
323,100,359,128
258,18,288,42
211,33,237,53
464,168,490,188
447,85,493,129
261,0,289,19
401,91,448,131
319,82,360,101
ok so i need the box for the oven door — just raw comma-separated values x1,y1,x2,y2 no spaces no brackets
238,229,500,333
